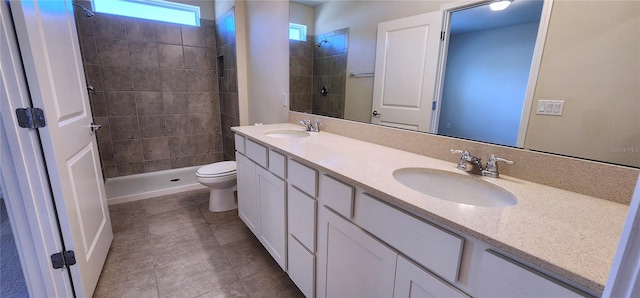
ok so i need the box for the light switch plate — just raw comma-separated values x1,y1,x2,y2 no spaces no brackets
536,100,564,116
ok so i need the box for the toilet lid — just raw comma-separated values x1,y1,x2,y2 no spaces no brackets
197,161,236,177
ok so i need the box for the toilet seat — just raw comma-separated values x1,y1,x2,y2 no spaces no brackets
196,161,237,178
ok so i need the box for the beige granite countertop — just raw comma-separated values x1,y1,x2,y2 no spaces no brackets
232,123,629,294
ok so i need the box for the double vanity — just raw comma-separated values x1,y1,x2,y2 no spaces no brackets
231,123,628,297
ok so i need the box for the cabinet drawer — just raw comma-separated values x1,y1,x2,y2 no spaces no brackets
319,174,354,219
234,134,245,154
245,139,268,168
395,255,469,298
476,250,588,297
288,159,318,197
288,235,315,298
353,193,464,283
269,149,286,179
288,185,317,252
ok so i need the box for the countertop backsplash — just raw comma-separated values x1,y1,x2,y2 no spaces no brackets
290,111,639,205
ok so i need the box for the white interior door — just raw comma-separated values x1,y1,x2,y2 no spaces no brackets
9,1,112,297
371,11,443,132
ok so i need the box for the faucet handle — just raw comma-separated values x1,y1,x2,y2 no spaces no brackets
483,154,514,178
450,149,470,170
311,120,322,132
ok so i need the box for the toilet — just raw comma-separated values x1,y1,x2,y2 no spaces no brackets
196,161,238,212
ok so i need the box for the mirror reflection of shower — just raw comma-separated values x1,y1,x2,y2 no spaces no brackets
316,39,329,47
72,3,95,17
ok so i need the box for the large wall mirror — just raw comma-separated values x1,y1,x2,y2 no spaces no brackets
289,0,639,168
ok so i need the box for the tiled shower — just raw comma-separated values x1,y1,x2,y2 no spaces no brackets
72,1,239,178
289,28,348,118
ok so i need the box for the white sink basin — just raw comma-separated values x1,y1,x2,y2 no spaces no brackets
264,130,310,139
393,168,517,208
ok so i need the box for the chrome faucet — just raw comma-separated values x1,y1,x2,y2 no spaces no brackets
450,149,484,175
299,119,322,132
450,150,513,177
482,154,514,178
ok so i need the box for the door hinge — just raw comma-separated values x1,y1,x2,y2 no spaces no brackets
51,250,76,269
440,31,445,41
432,101,437,111
15,108,46,128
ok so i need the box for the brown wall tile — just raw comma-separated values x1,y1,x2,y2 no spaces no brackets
192,134,214,155
139,115,166,138
170,156,193,169
126,19,156,42
109,116,140,141
142,137,170,160
161,69,186,91
144,159,171,172
190,113,213,134
135,92,163,115
162,92,189,114
158,44,184,68
80,36,99,64
168,136,193,157
184,46,209,69
181,26,206,47
93,14,126,40
90,92,108,117
101,66,133,91
105,92,136,116
164,114,190,136
188,93,212,113
112,140,143,164
96,38,130,66
116,162,145,176
185,70,214,92
129,42,159,68
155,23,182,45
132,67,161,91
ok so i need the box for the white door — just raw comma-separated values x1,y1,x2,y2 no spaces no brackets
316,207,397,298
236,153,261,236
256,166,287,269
9,1,112,297
371,11,443,132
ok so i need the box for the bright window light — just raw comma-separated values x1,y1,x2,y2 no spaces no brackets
92,0,200,26
289,23,307,41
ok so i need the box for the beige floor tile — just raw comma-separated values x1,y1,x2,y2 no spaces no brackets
155,247,239,298
93,268,158,298
240,260,304,298
111,226,150,248
198,204,240,226
143,193,197,215
100,237,154,280
209,221,253,246
147,206,206,235
221,236,275,279
151,223,220,266
196,280,248,298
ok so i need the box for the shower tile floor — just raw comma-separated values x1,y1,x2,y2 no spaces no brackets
95,189,304,298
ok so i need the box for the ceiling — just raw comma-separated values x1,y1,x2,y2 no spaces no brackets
450,0,544,34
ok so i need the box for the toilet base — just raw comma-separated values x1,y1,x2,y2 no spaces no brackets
208,185,238,212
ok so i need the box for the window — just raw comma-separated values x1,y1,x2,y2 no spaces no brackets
289,23,307,41
92,0,200,26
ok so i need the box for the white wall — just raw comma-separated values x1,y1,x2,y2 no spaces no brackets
438,23,539,146
314,1,449,122
243,0,289,124
524,0,640,167
290,2,314,35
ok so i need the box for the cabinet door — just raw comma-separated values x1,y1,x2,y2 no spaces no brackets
394,255,469,298
256,166,287,269
236,153,260,236
317,207,397,298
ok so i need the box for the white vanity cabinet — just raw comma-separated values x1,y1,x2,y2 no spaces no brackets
235,135,287,270
317,206,397,298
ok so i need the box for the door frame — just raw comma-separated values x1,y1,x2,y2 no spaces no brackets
0,1,74,296
430,0,554,147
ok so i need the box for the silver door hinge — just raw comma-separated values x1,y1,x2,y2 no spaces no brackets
432,101,437,111
440,31,445,41
16,108,46,128
51,250,76,269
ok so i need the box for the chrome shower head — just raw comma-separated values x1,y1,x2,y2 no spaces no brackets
316,39,329,47
72,3,95,17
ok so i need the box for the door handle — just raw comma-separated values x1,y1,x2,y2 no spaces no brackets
372,110,381,117
90,122,102,134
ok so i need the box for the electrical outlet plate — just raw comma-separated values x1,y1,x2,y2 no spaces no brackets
536,100,564,116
